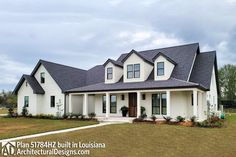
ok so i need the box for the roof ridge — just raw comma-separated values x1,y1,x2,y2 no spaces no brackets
200,51,216,54
137,43,199,53
40,59,87,72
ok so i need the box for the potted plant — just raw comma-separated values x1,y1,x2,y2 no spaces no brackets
120,106,129,117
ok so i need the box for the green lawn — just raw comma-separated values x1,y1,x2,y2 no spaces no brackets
0,117,98,140
0,108,16,114
23,114,236,157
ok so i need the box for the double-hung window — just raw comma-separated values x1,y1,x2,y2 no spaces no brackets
24,96,29,107
40,72,45,83
157,62,164,76
50,96,55,108
127,64,140,78
107,68,113,80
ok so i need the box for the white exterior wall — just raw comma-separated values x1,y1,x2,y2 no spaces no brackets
34,65,65,115
17,80,37,115
94,93,128,117
206,67,218,112
123,53,153,83
105,62,123,84
70,95,83,114
154,55,175,81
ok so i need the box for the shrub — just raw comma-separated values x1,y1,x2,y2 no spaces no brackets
120,106,129,117
139,113,147,120
21,105,29,117
163,116,172,123
141,106,146,115
176,116,185,122
151,115,157,122
28,114,33,118
88,112,96,119
80,115,85,120
190,116,196,123
8,107,14,117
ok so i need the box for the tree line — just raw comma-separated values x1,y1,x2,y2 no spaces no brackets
0,90,17,107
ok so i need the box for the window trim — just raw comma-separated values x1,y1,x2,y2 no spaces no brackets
50,96,55,108
127,64,133,79
107,67,113,80
152,93,167,115
127,64,140,79
40,72,45,83
157,62,165,76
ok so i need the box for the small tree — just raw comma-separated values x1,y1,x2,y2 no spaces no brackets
21,105,28,117
56,99,63,118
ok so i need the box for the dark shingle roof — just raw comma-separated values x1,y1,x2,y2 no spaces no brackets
13,75,45,94
86,65,105,85
117,43,199,81
67,78,205,93
31,60,87,92
103,59,123,68
189,51,217,90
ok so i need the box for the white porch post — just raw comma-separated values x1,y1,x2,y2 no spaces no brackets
106,92,110,118
83,93,88,116
68,94,72,113
137,91,141,118
166,91,171,117
193,90,198,117
198,92,203,120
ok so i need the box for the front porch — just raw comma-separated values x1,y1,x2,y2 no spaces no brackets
67,88,207,121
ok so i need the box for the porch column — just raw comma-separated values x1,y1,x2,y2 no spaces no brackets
166,91,171,117
68,94,72,113
137,91,141,118
198,92,203,120
193,90,198,117
106,92,110,118
83,93,88,116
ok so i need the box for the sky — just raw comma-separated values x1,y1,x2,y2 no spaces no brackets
0,0,236,91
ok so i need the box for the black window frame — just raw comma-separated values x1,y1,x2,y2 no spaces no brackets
40,72,45,83
127,64,133,79
102,95,106,113
152,93,167,115
107,67,113,80
50,96,55,108
134,64,140,78
157,62,164,76
110,95,117,113
24,96,29,107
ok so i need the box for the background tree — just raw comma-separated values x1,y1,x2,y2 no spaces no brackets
218,64,236,101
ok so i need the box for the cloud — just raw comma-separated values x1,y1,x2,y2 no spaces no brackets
0,54,32,85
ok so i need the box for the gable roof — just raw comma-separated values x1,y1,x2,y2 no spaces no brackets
118,43,199,81
31,60,87,92
152,52,177,65
121,49,154,65
13,75,45,94
103,59,123,68
189,51,217,90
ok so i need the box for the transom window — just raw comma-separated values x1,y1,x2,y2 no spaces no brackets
107,67,113,80
24,96,29,107
127,64,140,79
152,93,166,115
40,72,45,83
50,96,55,108
157,62,164,76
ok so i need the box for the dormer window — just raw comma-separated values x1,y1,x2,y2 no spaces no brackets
40,72,45,83
107,67,113,80
157,62,164,76
127,64,140,79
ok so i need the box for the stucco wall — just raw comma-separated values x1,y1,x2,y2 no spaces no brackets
206,67,218,112
17,80,37,115
123,53,153,83
105,62,123,84
34,65,65,115
154,55,175,81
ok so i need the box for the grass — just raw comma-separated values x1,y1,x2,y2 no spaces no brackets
0,117,98,139
22,114,236,157
224,108,236,113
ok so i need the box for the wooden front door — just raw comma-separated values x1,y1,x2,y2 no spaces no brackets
129,93,137,117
